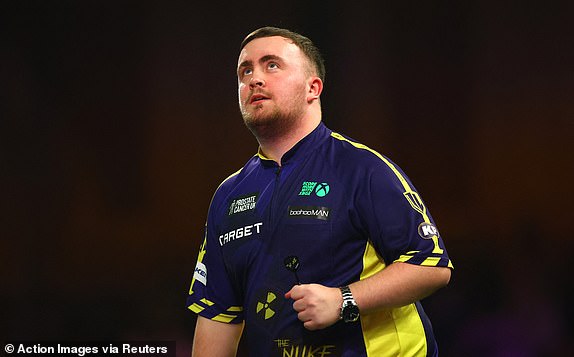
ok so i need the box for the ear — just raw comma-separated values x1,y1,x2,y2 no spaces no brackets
306,76,323,103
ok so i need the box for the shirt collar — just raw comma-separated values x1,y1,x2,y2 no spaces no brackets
257,122,331,167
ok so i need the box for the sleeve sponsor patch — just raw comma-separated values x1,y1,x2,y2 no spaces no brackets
193,261,207,286
417,222,439,239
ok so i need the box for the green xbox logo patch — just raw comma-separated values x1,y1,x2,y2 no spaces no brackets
315,183,330,197
299,181,330,197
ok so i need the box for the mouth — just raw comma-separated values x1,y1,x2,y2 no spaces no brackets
249,93,270,104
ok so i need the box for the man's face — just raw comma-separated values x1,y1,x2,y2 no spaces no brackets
237,36,311,134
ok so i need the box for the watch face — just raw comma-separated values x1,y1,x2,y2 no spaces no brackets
343,303,360,322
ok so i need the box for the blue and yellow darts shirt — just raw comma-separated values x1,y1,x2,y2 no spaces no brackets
187,122,453,356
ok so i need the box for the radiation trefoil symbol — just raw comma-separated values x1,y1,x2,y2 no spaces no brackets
256,292,276,320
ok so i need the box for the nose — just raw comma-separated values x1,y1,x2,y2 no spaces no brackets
249,75,265,88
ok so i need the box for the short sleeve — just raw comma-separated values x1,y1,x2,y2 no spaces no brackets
357,159,453,269
186,212,245,324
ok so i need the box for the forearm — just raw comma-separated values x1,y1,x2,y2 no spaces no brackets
192,316,244,357
285,262,451,330
350,262,451,313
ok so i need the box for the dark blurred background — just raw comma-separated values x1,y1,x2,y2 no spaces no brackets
2,1,573,356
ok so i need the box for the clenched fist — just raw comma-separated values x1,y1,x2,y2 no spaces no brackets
285,283,342,330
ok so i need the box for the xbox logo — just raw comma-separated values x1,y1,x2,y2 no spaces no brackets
315,183,330,197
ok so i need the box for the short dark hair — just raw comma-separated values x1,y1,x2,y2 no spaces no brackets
240,27,326,82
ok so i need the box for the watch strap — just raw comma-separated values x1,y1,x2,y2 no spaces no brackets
340,285,353,300
339,285,359,322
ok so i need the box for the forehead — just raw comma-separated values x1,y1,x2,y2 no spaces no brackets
237,36,304,66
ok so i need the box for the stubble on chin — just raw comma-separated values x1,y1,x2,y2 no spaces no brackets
241,102,302,140
242,106,288,139
241,86,307,140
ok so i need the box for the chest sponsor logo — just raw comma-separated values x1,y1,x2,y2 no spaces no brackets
228,193,259,215
299,181,330,197
288,206,331,221
219,222,263,246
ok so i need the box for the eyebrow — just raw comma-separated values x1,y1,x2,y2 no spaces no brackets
238,54,283,71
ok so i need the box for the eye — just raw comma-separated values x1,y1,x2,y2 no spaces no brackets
267,62,279,70
243,68,253,76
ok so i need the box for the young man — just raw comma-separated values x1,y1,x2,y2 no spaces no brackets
187,27,453,357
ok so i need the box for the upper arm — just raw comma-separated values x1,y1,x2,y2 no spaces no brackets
192,316,244,357
359,160,453,269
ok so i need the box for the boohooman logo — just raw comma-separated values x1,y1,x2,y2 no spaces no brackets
288,206,331,221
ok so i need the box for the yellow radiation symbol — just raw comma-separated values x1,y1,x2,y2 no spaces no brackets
256,292,276,320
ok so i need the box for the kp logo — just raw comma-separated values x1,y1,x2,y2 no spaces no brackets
418,222,440,239
299,181,330,197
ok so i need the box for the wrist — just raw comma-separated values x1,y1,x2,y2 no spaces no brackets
339,285,360,323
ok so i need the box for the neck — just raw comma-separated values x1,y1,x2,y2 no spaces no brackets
256,110,321,165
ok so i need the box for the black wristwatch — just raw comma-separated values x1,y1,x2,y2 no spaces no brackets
339,285,360,323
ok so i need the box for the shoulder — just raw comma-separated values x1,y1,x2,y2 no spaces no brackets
328,131,397,172
326,131,414,191
209,155,259,208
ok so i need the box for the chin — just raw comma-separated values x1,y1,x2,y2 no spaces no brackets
244,117,273,132
244,116,289,139
243,110,276,127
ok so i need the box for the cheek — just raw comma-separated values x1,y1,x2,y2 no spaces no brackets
281,80,307,102
238,84,248,102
